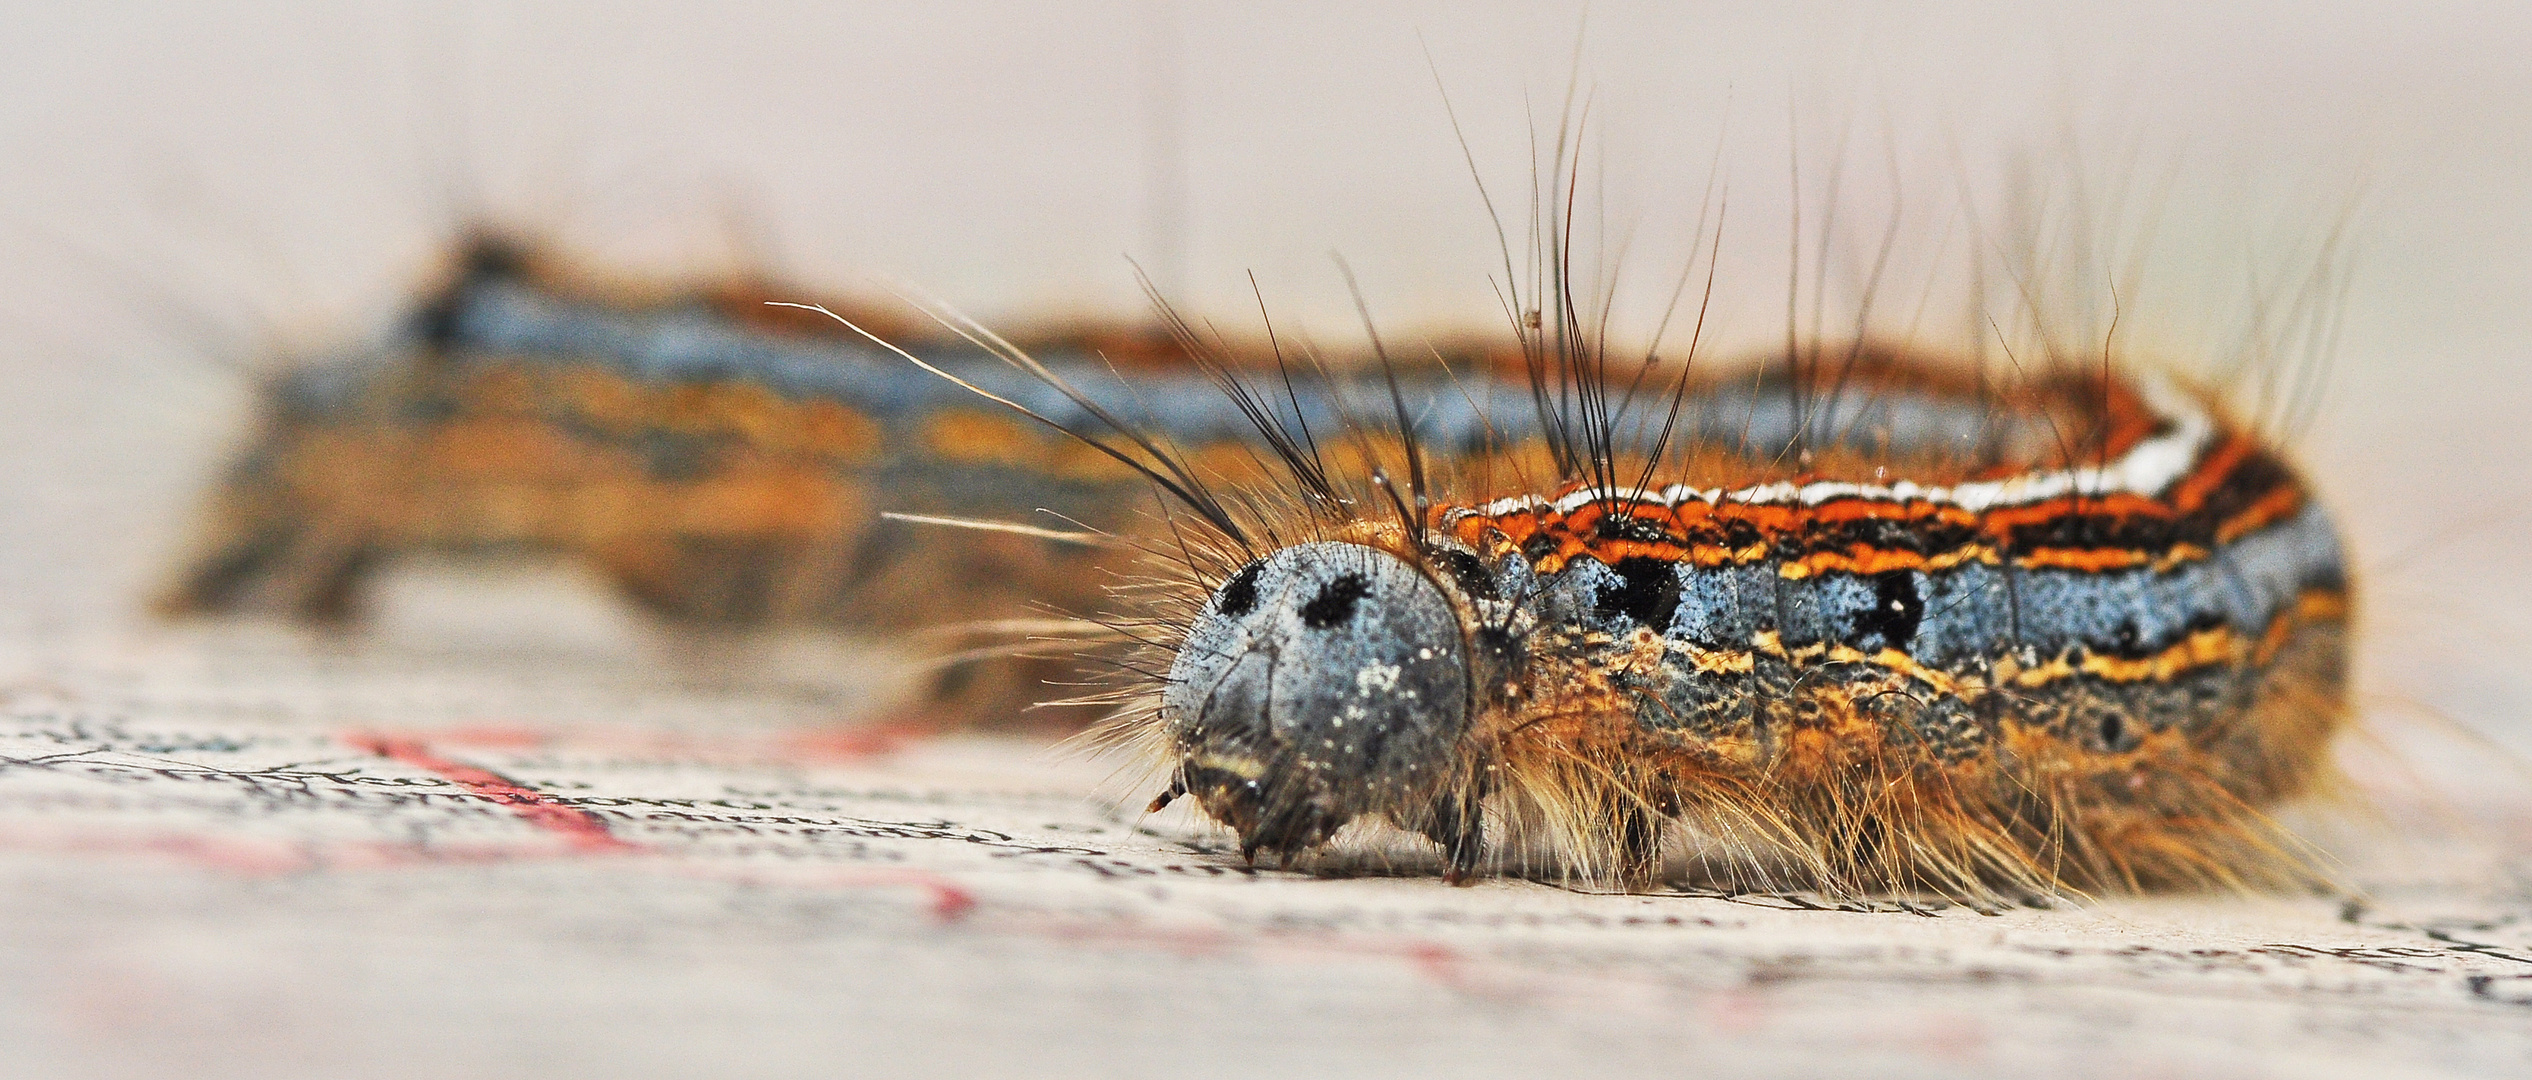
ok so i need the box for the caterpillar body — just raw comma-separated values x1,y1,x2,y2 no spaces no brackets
165,225,2355,901
1137,356,2350,899
159,235,1536,725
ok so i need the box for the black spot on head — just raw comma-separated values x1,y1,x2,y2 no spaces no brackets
1299,572,1371,629
1216,560,1266,617
1852,570,1924,652
1426,547,1501,601
1595,556,1683,629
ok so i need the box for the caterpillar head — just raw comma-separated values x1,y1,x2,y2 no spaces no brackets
1158,541,1476,862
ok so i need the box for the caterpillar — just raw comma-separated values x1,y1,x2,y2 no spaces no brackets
830,173,2357,903
1123,353,2350,900
156,231,1540,726
162,192,2354,904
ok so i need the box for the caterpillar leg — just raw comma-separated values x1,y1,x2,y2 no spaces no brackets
1614,799,1666,888
157,514,380,623
1419,788,1489,885
595,537,851,624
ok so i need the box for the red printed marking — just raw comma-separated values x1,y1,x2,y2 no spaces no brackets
905,873,979,920
780,721,931,763
687,866,978,921
342,735,638,854
430,725,551,751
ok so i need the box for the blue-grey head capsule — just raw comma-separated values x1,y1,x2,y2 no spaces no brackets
1160,541,1473,858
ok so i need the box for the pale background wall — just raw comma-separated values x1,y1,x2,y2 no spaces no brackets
0,0,2523,748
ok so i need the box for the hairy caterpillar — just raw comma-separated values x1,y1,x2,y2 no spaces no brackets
836,156,2358,903
161,174,2354,903
156,231,1540,726
1124,354,2348,899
